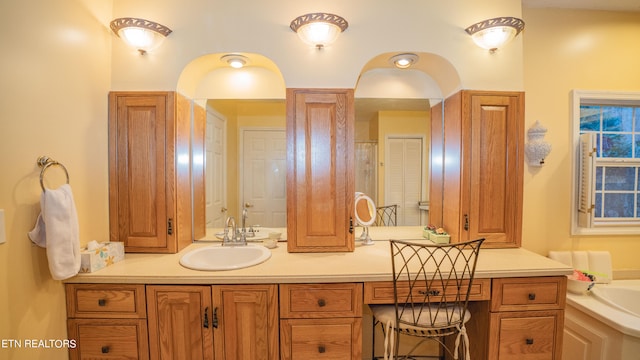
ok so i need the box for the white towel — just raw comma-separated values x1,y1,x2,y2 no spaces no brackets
28,184,81,280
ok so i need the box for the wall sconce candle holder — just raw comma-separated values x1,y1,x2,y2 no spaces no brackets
525,121,552,166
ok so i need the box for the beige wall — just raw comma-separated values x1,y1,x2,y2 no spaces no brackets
0,1,112,359
2,1,640,359
522,8,640,271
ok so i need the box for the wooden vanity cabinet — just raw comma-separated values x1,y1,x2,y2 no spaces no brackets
212,284,279,360
286,88,355,253
488,277,566,360
279,283,363,359
146,284,278,360
436,90,524,248
66,284,148,360
108,91,193,253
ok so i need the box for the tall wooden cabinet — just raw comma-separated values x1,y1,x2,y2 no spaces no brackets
286,88,355,252
433,90,524,248
108,91,193,253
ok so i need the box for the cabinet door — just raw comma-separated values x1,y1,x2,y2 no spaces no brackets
146,286,214,360
286,88,355,252
462,92,523,247
109,92,173,251
212,284,279,360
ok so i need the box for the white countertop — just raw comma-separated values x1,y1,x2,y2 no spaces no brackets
65,234,573,284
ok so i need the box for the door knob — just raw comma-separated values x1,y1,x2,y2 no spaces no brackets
244,202,254,208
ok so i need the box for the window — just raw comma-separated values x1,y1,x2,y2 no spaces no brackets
572,90,640,235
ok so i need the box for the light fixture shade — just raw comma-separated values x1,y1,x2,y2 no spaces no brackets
221,54,249,69
465,17,524,52
290,13,348,49
389,53,419,69
525,121,552,166
110,18,172,54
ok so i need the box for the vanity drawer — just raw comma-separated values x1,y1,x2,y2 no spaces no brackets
488,310,563,360
491,277,566,312
66,284,146,318
364,278,491,304
280,318,362,360
280,283,362,318
67,318,149,360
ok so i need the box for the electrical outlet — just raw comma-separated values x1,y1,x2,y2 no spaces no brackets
0,209,5,244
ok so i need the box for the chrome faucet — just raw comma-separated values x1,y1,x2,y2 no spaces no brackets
242,206,255,237
223,216,246,246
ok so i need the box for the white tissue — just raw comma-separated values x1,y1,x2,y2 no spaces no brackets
86,240,100,251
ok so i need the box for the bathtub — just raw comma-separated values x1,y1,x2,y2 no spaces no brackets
563,280,640,360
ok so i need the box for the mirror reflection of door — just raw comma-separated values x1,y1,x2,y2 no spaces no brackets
206,108,227,228
240,128,287,227
385,136,425,225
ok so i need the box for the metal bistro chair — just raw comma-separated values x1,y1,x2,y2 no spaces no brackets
370,238,485,360
375,205,398,226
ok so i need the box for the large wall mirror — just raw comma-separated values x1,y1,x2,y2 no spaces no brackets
181,52,459,240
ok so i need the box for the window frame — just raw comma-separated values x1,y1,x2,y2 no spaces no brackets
571,90,640,235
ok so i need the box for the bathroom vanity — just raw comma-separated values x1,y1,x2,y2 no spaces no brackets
64,242,571,360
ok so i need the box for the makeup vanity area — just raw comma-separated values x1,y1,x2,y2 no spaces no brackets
65,89,572,359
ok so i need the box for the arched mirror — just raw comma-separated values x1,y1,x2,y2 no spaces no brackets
179,51,461,241
354,192,376,245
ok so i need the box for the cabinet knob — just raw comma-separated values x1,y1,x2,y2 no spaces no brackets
528,293,536,301
317,299,326,307
101,346,110,353
318,345,326,353
98,299,106,306
526,338,534,345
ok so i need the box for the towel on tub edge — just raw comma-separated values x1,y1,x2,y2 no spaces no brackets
548,250,612,283
28,184,81,280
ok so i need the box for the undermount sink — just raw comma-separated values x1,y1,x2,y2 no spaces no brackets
180,244,271,271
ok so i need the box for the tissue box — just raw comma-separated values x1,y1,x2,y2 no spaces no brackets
80,242,124,273
422,229,435,239
429,233,451,244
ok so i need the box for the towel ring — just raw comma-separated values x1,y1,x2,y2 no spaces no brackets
37,156,70,192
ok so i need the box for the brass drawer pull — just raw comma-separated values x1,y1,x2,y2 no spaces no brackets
317,299,326,307
526,338,534,345
98,299,107,306
528,293,536,301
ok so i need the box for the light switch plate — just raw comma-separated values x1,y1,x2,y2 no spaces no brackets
0,209,6,244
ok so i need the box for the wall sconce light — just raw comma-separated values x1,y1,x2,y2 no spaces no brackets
525,121,552,166
221,54,249,69
389,53,419,69
290,12,348,49
465,17,525,53
110,17,172,55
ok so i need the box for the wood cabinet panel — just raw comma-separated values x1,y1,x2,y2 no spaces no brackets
280,318,362,360
286,88,355,252
108,91,192,253
212,284,279,360
66,284,146,318
489,310,564,360
363,278,491,304
146,285,214,360
280,283,362,318
68,318,149,360
491,277,566,312
440,91,524,248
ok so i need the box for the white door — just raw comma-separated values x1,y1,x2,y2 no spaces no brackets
241,129,287,227
206,108,227,228
385,137,424,225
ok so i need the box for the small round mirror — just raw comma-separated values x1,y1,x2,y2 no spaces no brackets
354,193,376,226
